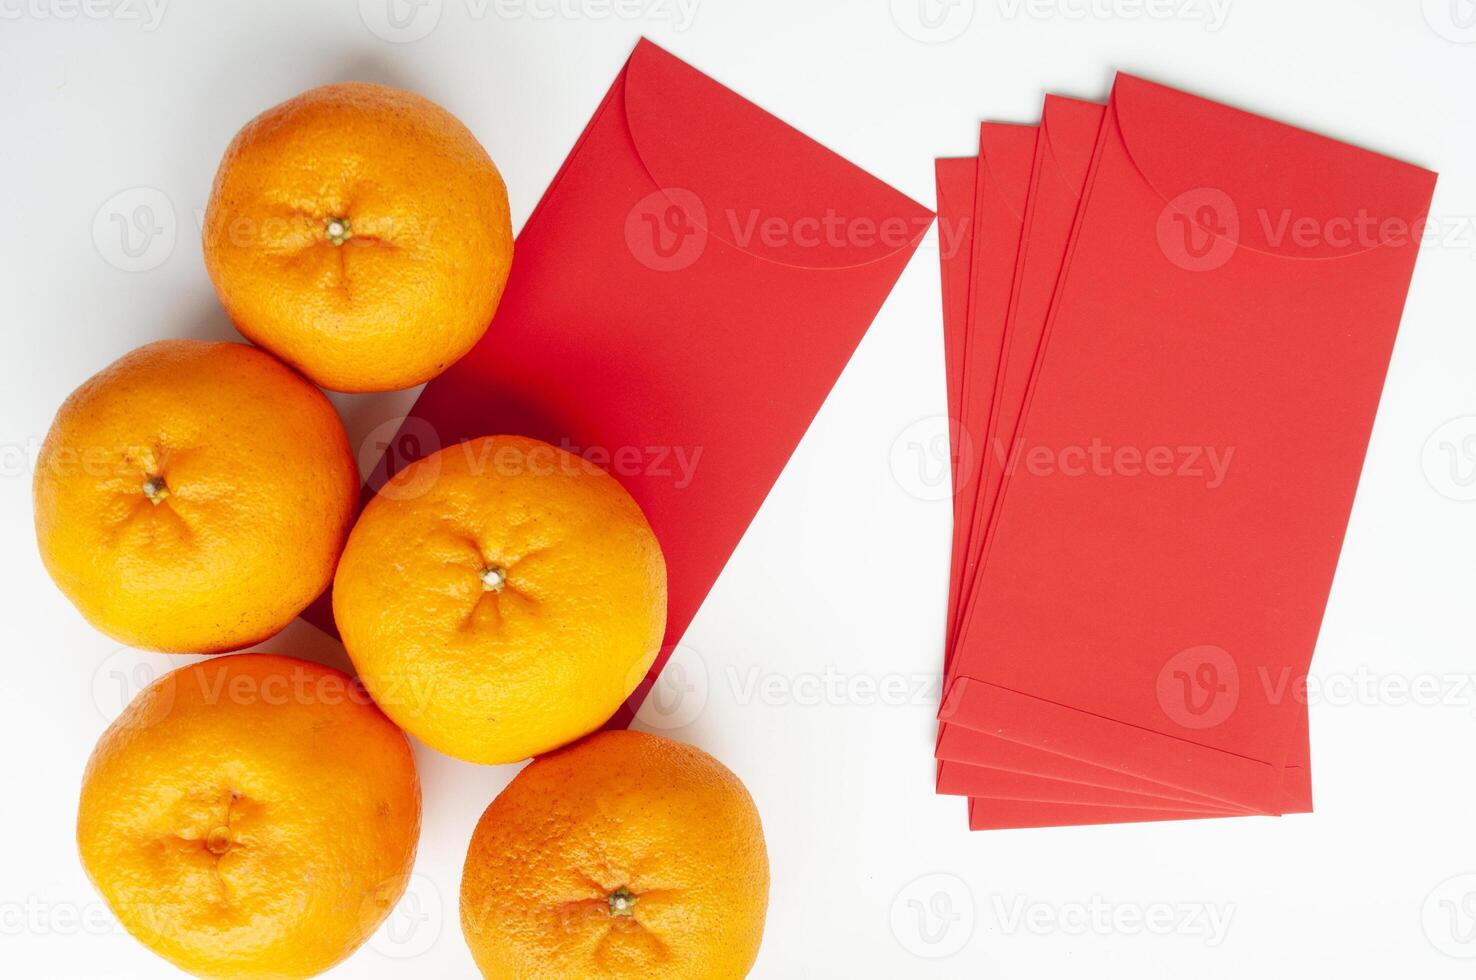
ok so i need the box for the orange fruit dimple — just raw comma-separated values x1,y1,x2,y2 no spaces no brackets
202,81,514,392
332,435,668,765
33,339,359,653
77,654,421,980
460,731,770,979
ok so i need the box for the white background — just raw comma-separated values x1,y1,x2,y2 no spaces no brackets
2,1,1475,977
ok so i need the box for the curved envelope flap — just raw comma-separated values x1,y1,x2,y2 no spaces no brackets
623,39,930,270
978,121,1035,221
1040,95,1105,197
940,676,1288,812
1113,73,1436,260
934,155,974,219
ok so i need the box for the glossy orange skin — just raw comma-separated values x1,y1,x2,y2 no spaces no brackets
461,731,769,979
34,339,359,653
202,82,514,392
77,654,421,979
333,435,668,765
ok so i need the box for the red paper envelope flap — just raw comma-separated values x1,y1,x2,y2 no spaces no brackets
934,157,977,429
1113,73,1436,259
1040,95,1105,196
979,122,1035,219
934,156,976,229
935,759,1234,812
934,719,1260,811
968,797,1229,832
624,39,929,269
941,677,1285,812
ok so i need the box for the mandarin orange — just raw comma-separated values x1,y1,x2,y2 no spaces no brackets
460,730,769,979
202,82,513,392
34,339,358,653
332,435,667,765
76,654,421,979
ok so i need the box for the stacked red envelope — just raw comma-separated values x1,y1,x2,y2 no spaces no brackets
934,81,1436,830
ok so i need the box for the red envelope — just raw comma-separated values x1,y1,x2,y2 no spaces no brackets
940,102,1104,791
937,97,1309,821
934,157,982,594
316,39,932,731
943,123,1036,655
933,124,1253,826
962,98,1105,606
943,73,1435,813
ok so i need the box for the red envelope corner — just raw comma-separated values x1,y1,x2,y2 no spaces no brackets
317,39,933,733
